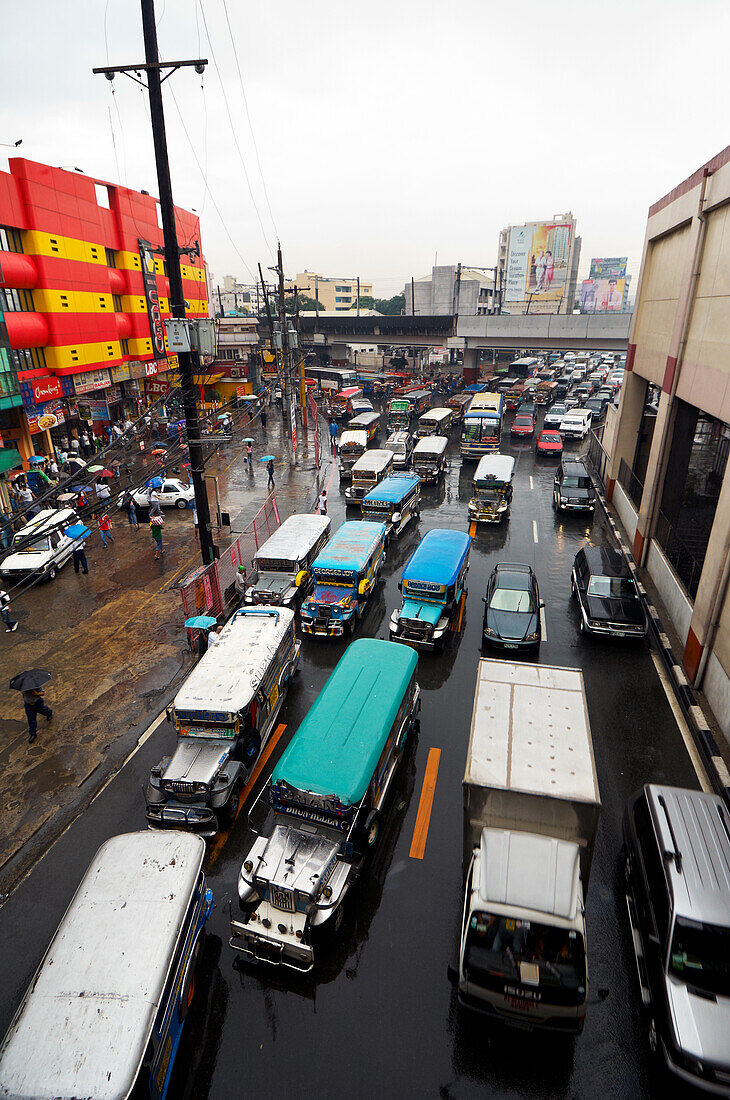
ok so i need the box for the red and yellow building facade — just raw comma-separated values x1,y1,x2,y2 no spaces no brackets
0,157,208,475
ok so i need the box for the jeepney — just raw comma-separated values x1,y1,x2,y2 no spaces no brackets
325,386,363,419
245,513,331,605
344,448,394,504
338,429,368,477
536,379,559,405
0,832,213,1100
416,406,453,437
468,454,515,524
387,397,412,431
413,435,448,482
300,521,386,637
408,388,432,415
389,528,471,651
504,383,526,411
350,398,374,417
146,607,300,835
446,393,474,423
384,429,414,470
347,410,380,442
361,475,421,540
230,639,420,971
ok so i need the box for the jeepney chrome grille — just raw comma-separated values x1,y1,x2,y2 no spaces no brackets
271,885,294,911
164,780,197,795
318,606,332,619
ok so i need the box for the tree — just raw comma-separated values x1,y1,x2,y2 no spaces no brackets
373,293,405,316
358,295,375,310
284,293,325,314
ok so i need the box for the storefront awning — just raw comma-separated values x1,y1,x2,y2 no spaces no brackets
0,448,23,474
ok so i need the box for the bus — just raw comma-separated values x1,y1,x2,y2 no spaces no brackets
305,365,358,392
231,639,420,971
460,392,504,459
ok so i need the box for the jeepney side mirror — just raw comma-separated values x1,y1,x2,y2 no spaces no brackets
392,512,401,524
358,578,369,597
295,569,308,587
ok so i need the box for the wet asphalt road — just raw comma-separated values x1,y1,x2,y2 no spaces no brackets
0,410,704,1099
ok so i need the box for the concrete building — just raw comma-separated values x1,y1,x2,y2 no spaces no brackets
497,213,581,315
287,272,373,312
403,266,494,317
212,277,258,316
208,315,259,403
607,146,730,739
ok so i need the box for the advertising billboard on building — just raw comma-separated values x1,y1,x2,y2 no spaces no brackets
580,277,626,312
505,221,573,303
138,239,167,360
589,257,628,279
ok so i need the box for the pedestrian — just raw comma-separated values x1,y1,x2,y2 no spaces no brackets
98,511,114,547
318,489,327,515
0,511,13,551
150,513,164,559
80,430,91,457
23,686,52,745
235,565,247,605
197,629,208,659
121,491,138,529
48,457,59,480
261,408,267,430
0,588,18,632
207,624,223,647
246,441,253,469
70,436,80,455
105,424,114,445
95,480,111,502
72,537,89,574
76,489,87,511
329,419,339,456
267,459,275,490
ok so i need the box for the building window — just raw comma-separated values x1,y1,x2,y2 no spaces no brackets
121,338,130,355
0,288,35,312
335,296,351,303
334,285,351,293
113,294,123,312
0,226,23,253
94,183,110,210
105,247,117,268
655,403,730,599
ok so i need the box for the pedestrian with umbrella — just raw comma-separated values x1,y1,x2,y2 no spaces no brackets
67,523,90,575
10,668,53,744
150,511,165,559
246,441,253,470
262,457,275,489
184,615,217,659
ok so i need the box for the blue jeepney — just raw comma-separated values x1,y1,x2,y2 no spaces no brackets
361,475,421,541
389,528,471,651
300,521,387,637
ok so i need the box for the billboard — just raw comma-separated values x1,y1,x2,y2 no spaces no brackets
138,239,167,360
505,221,573,303
589,257,627,279
580,277,626,312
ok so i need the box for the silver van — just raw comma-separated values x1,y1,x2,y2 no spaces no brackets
384,430,414,470
623,784,730,1093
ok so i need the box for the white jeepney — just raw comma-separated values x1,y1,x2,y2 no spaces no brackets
246,513,331,605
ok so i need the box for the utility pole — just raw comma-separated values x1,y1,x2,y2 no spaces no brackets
217,285,224,316
357,276,360,317
93,0,214,564
411,276,415,316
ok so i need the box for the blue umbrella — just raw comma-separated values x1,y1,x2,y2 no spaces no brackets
28,456,46,465
184,615,218,630
259,455,275,463
70,484,91,493
147,476,164,490
65,524,90,540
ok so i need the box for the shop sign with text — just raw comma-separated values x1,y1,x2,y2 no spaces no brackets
74,368,112,395
138,239,167,359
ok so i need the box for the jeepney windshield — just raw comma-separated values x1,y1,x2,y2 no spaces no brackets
463,421,482,443
475,485,505,502
314,568,357,586
255,555,298,574
14,536,52,554
465,912,586,991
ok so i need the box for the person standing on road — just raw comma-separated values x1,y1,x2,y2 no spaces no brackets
23,686,52,744
99,511,114,547
121,490,138,529
329,419,339,455
150,513,164,559
261,408,267,430
267,459,275,490
235,565,247,605
0,511,13,551
207,624,223,647
318,489,327,515
246,441,253,469
95,480,111,503
0,588,18,632
72,536,89,575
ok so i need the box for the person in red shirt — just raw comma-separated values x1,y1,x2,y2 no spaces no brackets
99,512,114,547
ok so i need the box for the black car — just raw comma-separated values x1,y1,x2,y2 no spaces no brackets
585,396,609,422
519,400,537,417
571,546,648,638
553,460,596,513
482,563,543,651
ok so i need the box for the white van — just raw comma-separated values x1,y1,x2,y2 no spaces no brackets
0,508,80,582
559,409,592,440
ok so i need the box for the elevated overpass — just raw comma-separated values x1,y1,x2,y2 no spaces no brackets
295,311,631,356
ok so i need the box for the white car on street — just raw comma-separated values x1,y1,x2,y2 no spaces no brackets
130,479,194,510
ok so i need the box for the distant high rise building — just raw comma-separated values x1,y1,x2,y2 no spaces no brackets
496,213,581,315
286,272,373,312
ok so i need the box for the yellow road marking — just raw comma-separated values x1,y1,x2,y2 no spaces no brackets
456,591,466,632
409,748,441,860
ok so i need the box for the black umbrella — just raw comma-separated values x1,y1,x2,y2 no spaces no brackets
9,669,52,693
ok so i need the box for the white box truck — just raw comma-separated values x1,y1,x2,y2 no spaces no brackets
454,659,601,1034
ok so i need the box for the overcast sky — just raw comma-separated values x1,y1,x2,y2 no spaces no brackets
2,0,729,296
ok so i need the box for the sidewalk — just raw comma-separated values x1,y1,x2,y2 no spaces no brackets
0,410,330,894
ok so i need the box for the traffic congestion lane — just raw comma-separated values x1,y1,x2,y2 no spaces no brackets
0,421,705,1099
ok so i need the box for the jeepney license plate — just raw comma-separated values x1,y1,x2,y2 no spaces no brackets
506,996,534,1012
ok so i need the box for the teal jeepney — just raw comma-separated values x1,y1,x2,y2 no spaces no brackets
389,528,471,651
300,521,386,636
231,639,420,971
361,475,421,540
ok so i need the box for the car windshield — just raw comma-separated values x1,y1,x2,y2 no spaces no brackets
563,475,590,488
465,912,586,986
541,433,560,442
514,417,531,426
669,919,730,997
551,406,566,415
13,536,51,554
587,575,636,598
490,586,535,612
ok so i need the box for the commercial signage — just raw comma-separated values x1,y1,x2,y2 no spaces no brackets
138,239,167,360
73,368,112,395
31,376,63,404
111,363,131,382
145,377,170,397
580,277,626,312
106,385,122,403
79,398,110,422
290,401,297,451
27,400,66,434
504,220,573,304
589,257,628,279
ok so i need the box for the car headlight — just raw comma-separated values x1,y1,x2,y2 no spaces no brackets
483,626,497,636
525,630,540,642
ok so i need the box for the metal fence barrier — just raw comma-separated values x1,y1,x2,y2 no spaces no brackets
617,458,644,510
180,492,281,642
654,509,704,600
586,429,609,491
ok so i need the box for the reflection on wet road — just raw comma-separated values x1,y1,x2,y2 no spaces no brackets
0,417,703,1100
